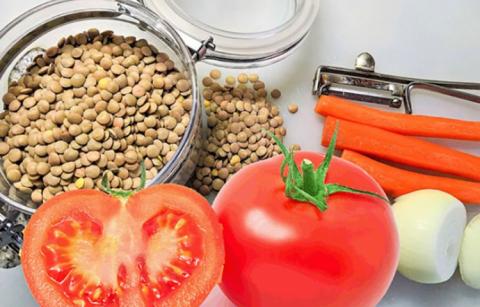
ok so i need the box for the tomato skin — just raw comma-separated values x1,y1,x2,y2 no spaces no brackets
213,152,398,307
22,185,224,307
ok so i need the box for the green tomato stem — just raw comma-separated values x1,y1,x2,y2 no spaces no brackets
269,123,389,211
301,159,317,195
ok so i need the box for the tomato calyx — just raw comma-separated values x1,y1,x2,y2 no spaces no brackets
270,124,389,211
101,161,147,199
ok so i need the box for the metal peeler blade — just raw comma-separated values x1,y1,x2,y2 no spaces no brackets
312,52,480,114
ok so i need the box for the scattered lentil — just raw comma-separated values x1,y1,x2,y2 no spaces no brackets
288,103,299,114
271,89,282,99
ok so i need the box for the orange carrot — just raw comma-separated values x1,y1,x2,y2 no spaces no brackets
316,95,480,140
322,117,480,181
341,150,480,204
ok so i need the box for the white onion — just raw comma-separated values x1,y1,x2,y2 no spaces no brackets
393,189,466,284
459,213,480,289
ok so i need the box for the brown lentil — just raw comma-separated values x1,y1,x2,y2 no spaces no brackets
209,69,221,80
271,89,282,99
288,103,299,113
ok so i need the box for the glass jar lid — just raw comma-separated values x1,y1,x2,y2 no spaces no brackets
140,0,320,67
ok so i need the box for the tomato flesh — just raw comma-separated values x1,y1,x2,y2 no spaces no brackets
22,185,224,307
139,211,203,303
42,214,118,306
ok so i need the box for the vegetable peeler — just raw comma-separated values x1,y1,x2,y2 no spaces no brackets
312,52,480,114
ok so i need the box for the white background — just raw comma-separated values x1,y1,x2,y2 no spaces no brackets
1,0,480,306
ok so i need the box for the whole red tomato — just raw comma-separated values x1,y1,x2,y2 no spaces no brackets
213,146,398,307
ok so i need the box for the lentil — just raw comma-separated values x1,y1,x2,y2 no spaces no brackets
288,103,299,113
271,89,282,99
209,69,221,80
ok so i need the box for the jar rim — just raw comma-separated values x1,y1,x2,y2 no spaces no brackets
139,0,320,68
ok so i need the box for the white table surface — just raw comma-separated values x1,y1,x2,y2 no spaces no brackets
1,0,480,306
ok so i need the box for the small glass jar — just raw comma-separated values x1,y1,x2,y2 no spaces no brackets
0,0,319,215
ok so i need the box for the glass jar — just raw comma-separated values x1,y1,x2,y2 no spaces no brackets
0,0,319,215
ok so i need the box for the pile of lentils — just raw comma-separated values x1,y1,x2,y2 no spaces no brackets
0,29,192,204
192,70,286,195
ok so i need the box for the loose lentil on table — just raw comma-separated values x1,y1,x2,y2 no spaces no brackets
271,89,282,99
191,71,286,195
0,29,192,204
288,103,299,114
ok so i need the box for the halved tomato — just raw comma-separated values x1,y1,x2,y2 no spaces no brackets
21,184,224,307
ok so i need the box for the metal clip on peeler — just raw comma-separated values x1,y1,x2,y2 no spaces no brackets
312,52,480,114
0,212,23,254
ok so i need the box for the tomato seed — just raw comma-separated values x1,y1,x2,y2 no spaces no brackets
169,264,185,276
175,218,186,230
47,263,72,283
91,288,102,301
73,299,85,307
53,229,67,239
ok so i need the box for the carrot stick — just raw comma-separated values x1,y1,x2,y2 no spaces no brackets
341,150,480,204
322,117,480,181
316,95,480,140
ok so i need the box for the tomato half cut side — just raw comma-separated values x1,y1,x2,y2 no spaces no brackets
22,185,224,307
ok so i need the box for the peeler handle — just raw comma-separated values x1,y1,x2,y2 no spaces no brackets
405,82,480,112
